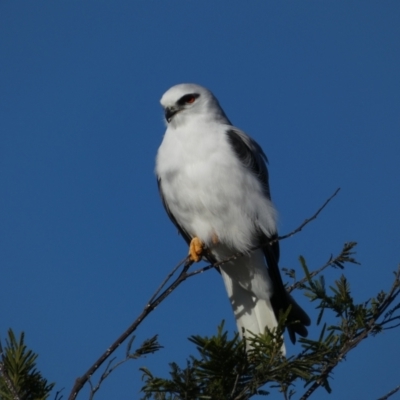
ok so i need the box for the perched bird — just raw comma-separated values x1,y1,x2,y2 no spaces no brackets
155,83,310,352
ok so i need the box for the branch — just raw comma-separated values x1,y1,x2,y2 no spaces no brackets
88,357,117,400
277,187,340,241
87,335,161,400
54,388,64,400
377,385,400,400
299,265,400,400
287,241,359,293
68,258,193,400
68,189,339,399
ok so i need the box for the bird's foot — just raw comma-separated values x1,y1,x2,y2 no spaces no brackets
189,237,204,262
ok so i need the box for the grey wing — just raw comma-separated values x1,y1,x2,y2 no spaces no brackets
157,178,192,246
226,127,277,258
226,128,310,342
226,128,271,199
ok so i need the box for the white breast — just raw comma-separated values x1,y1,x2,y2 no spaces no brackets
156,121,277,253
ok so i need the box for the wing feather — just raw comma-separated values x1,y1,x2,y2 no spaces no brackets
226,128,310,343
157,178,192,245
226,128,271,199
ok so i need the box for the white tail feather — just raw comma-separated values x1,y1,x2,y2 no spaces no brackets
219,251,286,355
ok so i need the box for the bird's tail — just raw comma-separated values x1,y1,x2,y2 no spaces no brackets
220,267,286,354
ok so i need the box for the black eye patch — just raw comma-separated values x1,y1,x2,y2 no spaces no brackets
177,93,200,106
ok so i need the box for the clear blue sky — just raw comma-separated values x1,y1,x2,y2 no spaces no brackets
1,2,399,399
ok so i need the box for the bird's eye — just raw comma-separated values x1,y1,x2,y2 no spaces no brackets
177,93,199,106
185,95,196,104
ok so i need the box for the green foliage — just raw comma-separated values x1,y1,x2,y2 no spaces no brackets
140,244,400,400
0,329,54,400
129,335,163,359
1,243,399,400
140,319,340,400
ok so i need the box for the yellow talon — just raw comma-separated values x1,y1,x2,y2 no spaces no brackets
189,237,204,262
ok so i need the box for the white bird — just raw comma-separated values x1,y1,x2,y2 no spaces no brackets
155,83,310,351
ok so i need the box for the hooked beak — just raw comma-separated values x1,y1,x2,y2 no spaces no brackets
165,106,179,123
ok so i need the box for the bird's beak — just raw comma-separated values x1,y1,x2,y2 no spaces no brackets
165,107,179,123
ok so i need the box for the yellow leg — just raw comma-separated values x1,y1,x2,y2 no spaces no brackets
189,237,204,262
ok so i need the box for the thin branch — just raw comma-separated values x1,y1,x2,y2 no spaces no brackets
287,256,335,293
68,189,339,400
89,357,119,399
87,378,94,398
147,257,187,304
287,243,357,293
299,336,363,400
278,188,340,241
377,385,400,400
230,372,241,399
377,268,400,317
89,335,162,399
54,388,64,400
382,321,400,330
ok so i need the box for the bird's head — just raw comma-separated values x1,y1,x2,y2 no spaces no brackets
160,83,230,127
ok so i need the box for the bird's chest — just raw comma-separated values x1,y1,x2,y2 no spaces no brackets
157,127,235,232
158,128,230,195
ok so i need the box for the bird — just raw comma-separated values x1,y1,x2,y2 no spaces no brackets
155,83,310,352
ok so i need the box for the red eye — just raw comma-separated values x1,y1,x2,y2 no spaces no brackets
178,93,199,106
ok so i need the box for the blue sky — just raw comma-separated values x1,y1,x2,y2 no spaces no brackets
1,2,399,399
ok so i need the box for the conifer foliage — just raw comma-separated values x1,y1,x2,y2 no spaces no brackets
0,330,54,400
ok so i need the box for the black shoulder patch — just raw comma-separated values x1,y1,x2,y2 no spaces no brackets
226,129,270,196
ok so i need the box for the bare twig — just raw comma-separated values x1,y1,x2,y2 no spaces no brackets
68,189,339,400
278,188,340,241
381,320,400,330
54,388,64,400
87,335,162,399
147,257,187,304
88,357,118,399
377,384,400,400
